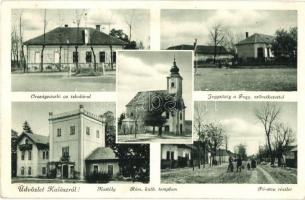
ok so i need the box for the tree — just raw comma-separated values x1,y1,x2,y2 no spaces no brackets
273,123,295,166
209,24,225,63
222,30,244,55
110,28,137,49
118,113,126,131
234,144,247,160
255,102,281,165
73,9,86,73
40,9,47,72
102,111,116,147
22,121,33,134
203,123,225,166
272,27,297,61
143,111,166,135
11,130,18,177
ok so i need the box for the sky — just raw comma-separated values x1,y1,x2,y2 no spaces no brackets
12,9,150,48
117,51,193,120
161,10,297,49
12,102,115,136
194,101,297,155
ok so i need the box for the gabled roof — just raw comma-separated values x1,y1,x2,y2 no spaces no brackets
24,27,127,46
86,147,118,161
236,33,275,45
167,44,230,55
18,132,49,145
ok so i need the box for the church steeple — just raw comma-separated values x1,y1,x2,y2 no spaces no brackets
167,57,183,98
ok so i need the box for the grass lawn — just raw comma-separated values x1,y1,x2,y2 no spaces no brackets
195,68,297,91
12,72,115,91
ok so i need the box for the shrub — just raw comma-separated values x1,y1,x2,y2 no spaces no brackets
85,172,111,183
47,168,57,179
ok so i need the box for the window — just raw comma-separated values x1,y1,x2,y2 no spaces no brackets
54,51,60,63
86,51,92,63
166,111,169,119
73,52,78,63
43,151,46,159
171,81,175,88
28,150,32,160
86,127,90,135
99,51,105,63
70,126,75,135
93,165,98,174
57,128,61,137
21,151,25,160
25,139,29,144
42,167,46,175
185,153,189,160
28,167,31,175
96,130,100,138
35,52,40,63
21,167,25,175
130,112,134,117
166,151,170,160
46,151,49,159
180,112,182,120
62,147,69,157
170,152,174,160
112,52,116,63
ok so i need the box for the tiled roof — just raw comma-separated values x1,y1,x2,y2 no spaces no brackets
126,90,185,110
86,147,118,161
167,44,230,55
24,27,127,46
237,33,275,45
18,132,49,145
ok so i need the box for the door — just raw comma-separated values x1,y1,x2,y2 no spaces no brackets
108,165,113,177
69,166,74,178
257,48,264,58
180,124,183,135
62,165,68,179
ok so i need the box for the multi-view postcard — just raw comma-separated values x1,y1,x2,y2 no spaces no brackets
1,1,304,200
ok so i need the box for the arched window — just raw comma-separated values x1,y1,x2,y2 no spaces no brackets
130,112,134,117
171,82,175,88
21,167,25,175
25,139,29,144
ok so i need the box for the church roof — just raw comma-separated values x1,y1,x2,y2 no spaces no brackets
236,33,275,45
126,90,186,110
86,147,118,161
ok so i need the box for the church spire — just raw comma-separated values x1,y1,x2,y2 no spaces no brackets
170,56,180,75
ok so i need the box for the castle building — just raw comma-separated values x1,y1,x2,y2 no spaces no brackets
16,105,119,180
122,59,186,135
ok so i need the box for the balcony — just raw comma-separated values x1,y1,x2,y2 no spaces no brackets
18,144,33,151
60,155,70,162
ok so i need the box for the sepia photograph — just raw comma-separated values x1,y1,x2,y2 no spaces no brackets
11,102,150,183
161,101,297,184
117,51,193,143
11,9,150,91
161,10,297,91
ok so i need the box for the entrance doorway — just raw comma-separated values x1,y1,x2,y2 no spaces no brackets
257,48,264,58
108,165,113,177
62,165,68,179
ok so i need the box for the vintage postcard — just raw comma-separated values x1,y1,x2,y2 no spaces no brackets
1,0,305,200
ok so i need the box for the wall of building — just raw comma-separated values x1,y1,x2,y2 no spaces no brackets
237,44,255,60
86,161,120,177
178,147,192,160
26,45,123,70
17,137,48,177
161,144,178,160
50,115,82,174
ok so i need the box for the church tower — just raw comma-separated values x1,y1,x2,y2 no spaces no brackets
167,58,183,98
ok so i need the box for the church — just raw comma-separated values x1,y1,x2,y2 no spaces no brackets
122,58,186,135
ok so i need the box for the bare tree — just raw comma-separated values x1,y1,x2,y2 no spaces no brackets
57,10,64,72
255,102,281,165
73,9,86,73
40,9,47,72
209,24,225,64
222,30,244,55
273,123,295,166
125,10,135,44
11,25,19,69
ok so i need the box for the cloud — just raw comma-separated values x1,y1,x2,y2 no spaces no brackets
221,117,264,138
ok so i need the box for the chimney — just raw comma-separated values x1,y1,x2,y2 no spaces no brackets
246,32,249,38
49,112,53,116
64,24,68,28
96,25,101,32
84,29,90,44
79,104,84,113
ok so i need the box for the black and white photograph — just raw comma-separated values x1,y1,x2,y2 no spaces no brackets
161,10,297,91
11,9,150,91
11,102,150,183
161,101,297,184
117,51,193,143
